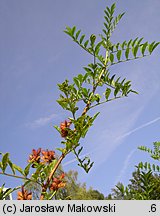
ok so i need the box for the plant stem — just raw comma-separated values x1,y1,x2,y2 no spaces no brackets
0,172,28,180
42,41,112,197
110,54,150,66
49,190,57,200
82,50,108,116
48,154,65,182
41,153,65,197
90,95,125,109
0,172,42,186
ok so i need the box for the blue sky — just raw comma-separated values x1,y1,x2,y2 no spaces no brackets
0,0,160,198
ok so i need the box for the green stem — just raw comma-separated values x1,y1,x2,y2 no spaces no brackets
82,49,109,115
49,190,57,200
110,54,150,66
73,38,94,56
90,95,125,109
0,172,42,186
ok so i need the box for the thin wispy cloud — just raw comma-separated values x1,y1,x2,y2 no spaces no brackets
96,115,160,165
114,149,136,184
26,113,58,128
116,116,160,141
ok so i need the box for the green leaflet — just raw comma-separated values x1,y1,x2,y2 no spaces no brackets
24,163,32,177
141,42,148,56
90,34,96,46
84,40,89,48
105,88,111,100
132,37,138,47
2,153,9,173
75,29,81,39
125,47,130,59
117,50,122,61
13,164,24,176
80,34,85,44
148,42,160,54
132,45,139,58
73,77,81,89
109,53,114,63
8,159,15,175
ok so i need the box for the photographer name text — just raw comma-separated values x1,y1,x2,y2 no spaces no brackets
3,203,116,214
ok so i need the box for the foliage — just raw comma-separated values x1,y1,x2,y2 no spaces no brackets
108,169,160,200
138,141,160,172
57,2,159,174
0,3,159,200
0,149,65,200
55,170,105,200
0,184,20,200
108,142,160,200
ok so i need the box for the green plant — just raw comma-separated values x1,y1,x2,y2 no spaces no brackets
138,141,160,172
55,170,105,200
0,3,159,200
110,169,160,200
109,141,160,200
0,184,18,200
